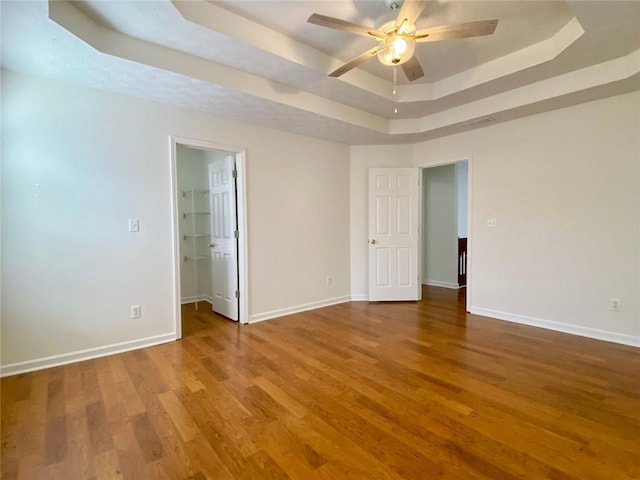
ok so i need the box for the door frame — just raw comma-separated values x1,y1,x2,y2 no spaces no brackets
417,155,472,312
169,135,250,334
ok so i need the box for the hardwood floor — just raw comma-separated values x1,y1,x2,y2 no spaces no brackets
2,286,639,479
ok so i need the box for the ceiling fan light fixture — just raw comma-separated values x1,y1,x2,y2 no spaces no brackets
377,33,416,66
308,7,498,82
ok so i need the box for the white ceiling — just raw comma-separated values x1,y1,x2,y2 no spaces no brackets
1,0,639,145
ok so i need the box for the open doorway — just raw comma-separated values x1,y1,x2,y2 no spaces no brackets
170,137,249,337
421,160,469,308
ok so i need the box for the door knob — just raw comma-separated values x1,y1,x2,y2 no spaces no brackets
370,239,377,244
208,243,215,248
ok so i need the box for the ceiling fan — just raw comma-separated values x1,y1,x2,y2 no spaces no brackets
307,0,498,81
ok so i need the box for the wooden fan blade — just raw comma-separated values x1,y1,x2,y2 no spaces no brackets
401,56,424,82
329,46,379,77
395,0,427,30
414,19,498,42
308,13,384,38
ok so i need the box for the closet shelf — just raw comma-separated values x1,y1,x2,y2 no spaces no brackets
181,181,210,312
183,234,210,240
182,212,210,218
181,189,209,197
184,255,210,262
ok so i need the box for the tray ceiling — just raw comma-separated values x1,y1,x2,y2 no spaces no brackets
1,0,639,144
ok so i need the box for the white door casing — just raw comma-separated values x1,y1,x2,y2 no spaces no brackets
368,167,421,301
209,155,239,321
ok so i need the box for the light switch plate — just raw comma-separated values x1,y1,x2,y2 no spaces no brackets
131,305,142,318
487,218,497,228
128,218,140,232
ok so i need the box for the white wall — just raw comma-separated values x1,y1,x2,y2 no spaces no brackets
412,92,640,344
422,165,458,287
1,69,351,373
349,144,413,298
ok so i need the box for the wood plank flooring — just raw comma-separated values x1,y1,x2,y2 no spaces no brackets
2,286,639,479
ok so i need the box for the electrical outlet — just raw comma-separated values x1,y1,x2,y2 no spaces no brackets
131,305,142,318
487,218,497,228
326,276,333,286
610,298,621,312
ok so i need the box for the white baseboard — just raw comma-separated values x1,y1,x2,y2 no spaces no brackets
424,280,462,289
0,332,177,378
470,307,640,348
181,295,213,304
351,293,369,301
249,295,352,324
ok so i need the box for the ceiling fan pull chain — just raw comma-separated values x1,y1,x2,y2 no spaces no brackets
393,65,397,95
393,66,398,114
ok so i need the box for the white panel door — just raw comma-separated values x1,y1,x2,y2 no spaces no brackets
368,167,421,301
209,155,239,321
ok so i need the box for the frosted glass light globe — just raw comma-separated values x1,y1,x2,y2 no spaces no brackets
377,33,416,66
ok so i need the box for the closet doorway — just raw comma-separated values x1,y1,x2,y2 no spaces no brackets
170,137,249,336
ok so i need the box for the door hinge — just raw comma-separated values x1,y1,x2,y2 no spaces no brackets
234,230,239,239
232,169,238,179
235,290,240,299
